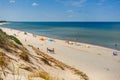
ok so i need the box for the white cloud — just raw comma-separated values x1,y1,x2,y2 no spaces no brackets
67,10,74,13
97,0,106,5
9,0,15,3
32,2,39,6
57,0,87,7
71,0,87,7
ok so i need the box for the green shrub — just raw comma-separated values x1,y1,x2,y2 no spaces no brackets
9,35,22,45
0,29,9,45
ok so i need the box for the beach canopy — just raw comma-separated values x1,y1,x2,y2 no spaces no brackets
112,51,118,56
40,37,46,41
48,39,54,42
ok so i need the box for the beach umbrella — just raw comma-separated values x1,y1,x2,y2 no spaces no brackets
40,37,46,41
48,39,54,42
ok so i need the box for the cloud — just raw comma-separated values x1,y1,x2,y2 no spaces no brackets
9,0,15,3
97,0,106,5
71,0,87,7
66,10,74,13
57,0,87,7
32,2,39,6
66,10,74,18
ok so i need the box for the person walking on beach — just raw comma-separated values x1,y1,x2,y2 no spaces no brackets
115,43,118,49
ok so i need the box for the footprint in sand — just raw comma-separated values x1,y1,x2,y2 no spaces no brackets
104,68,110,71
117,60,120,63
97,53,101,56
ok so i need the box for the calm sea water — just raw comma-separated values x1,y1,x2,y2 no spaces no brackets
1,22,120,50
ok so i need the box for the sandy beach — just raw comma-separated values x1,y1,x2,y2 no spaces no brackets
0,26,120,80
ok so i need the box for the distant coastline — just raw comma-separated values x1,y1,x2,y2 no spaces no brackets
0,21,8,25
0,20,7,23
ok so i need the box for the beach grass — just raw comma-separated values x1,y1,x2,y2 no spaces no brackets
40,58,52,66
0,51,6,77
28,71,51,80
19,51,29,61
0,28,90,80
9,35,22,45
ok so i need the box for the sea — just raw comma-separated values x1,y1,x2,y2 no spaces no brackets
1,22,120,50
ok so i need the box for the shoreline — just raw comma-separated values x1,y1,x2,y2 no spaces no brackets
0,25,118,51
0,22,119,51
0,27,120,80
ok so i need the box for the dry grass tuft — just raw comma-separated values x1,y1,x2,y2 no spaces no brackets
0,51,7,77
55,64,64,70
0,52,5,66
8,41,17,49
40,58,52,66
28,71,51,80
74,70,89,80
19,64,32,72
19,51,29,61
28,45,33,47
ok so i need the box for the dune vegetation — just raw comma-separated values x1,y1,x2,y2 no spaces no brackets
0,29,88,80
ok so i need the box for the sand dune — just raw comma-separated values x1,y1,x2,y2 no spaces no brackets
1,27,120,80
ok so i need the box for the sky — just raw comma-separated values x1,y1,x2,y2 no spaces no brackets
0,0,120,21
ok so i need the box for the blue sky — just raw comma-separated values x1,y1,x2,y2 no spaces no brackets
0,0,120,21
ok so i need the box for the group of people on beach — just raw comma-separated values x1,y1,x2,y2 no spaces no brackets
12,31,119,56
